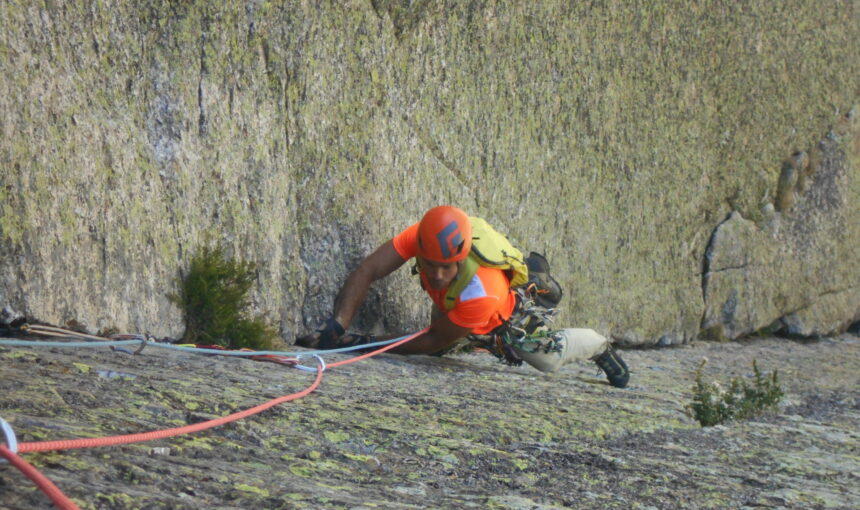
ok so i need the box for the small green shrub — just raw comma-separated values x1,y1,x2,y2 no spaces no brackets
688,359,784,427
169,245,276,350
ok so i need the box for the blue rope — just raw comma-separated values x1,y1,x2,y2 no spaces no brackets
148,336,403,356
0,338,144,349
0,335,406,357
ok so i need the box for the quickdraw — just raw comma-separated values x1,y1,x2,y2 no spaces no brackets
473,287,562,365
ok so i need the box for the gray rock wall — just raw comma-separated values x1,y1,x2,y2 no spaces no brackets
1,1,858,345
702,137,860,341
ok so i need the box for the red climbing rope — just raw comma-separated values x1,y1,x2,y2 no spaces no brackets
17,329,425,452
0,445,81,510
4,328,426,508
17,367,325,453
328,329,426,368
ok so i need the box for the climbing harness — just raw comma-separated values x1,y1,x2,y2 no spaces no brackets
470,287,563,366
504,288,562,352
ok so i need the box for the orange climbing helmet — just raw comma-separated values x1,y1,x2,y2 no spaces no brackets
416,206,472,263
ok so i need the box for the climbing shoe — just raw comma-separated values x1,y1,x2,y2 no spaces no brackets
592,345,630,388
524,252,563,309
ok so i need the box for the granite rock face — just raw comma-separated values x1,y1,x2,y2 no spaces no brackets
702,137,860,340
1,1,858,345
1,334,859,508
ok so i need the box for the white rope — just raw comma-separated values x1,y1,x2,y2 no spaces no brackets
0,418,18,462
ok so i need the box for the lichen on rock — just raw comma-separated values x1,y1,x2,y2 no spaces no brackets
0,1,858,345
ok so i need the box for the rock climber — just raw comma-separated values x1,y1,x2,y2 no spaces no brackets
296,205,629,387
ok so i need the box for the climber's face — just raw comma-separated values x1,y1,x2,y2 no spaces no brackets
419,257,460,290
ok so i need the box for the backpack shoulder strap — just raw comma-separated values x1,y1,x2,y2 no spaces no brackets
443,254,480,311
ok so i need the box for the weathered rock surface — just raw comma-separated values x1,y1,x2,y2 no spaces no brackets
702,138,860,340
1,1,859,345
702,133,860,338
1,333,859,509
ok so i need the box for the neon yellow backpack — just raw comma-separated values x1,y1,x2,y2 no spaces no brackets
440,217,529,310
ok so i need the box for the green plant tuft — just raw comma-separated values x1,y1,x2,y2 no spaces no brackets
169,245,276,350
688,359,784,427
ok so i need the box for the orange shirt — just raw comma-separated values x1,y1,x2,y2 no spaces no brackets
392,223,517,334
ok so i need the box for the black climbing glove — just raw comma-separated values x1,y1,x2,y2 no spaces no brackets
317,317,345,349
296,317,345,349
